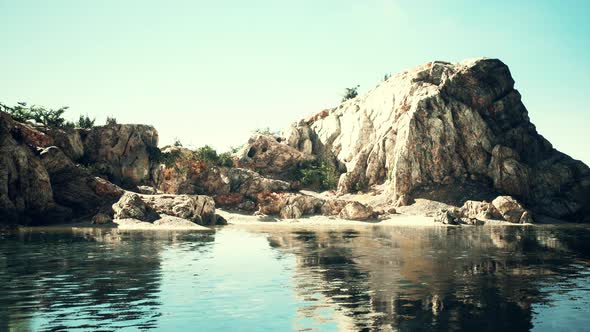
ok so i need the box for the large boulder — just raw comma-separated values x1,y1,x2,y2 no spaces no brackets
255,192,360,220
237,134,315,179
492,196,534,224
460,200,501,220
81,123,158,186
285,58,590,221
140,194,216,225
112,192,158,221
338,201,374,220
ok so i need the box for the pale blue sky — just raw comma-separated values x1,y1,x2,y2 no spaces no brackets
1,0,588,163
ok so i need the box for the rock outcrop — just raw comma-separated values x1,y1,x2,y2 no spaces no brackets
42,127,85,161
491,196,534,224
155,158,292,209
112,192,159,221
255,192,374,220
111,192,217,225
141,194,216,225
81,123,159,186
0,113,57,224
339,201,374,220
39,146,124,216
285,58,590,221
237,133,315,179
434,195,533,224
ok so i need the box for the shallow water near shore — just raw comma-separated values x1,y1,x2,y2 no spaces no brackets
1,224,590,331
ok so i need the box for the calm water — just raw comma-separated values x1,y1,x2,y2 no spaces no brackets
1,225,590,332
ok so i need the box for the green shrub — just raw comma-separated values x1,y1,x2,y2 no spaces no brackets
147,146,182,168
106,116,117,126
341,85,360,102
173,138,183,147
292,159,339,190
218,152,234,167
1,102,72,128
148,144,235,169
255,127,279,136
194,145,218,163
77,114,95,129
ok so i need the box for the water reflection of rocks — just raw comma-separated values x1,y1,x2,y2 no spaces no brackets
0,229,215,331
268,226,590,331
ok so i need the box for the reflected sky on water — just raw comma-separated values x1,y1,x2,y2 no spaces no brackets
1,224,589,331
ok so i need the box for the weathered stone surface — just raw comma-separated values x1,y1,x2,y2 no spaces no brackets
81,123,158,186
320,199,349,216
140,194,216,225
226,168,291,196
460,200,501,220
255,192,349,219
285,58,590,220
338,201,374,220
39,146,124,216
43,127,84,161
91,213,112,225
137,185,160,195
492,196,533,223
0,113,62,224
237,134,315,179
112,192,158,221
155,157,291,199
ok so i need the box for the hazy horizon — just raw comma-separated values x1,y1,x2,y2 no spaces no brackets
1,0,588,164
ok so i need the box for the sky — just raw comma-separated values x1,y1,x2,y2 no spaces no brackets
0,0,588,163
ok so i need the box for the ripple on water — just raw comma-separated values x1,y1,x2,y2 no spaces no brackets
0,225,589,331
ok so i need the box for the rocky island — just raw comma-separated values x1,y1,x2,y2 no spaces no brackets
1,58,589,229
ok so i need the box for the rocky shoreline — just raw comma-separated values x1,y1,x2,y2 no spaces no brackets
2,58,589,229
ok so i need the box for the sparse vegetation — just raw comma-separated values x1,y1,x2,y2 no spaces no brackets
0,101,99,129
291,159,339,190
149,144,235,169
173,138,183,147
341,85,360,102
105,116,117,126
255,127,279,136
77,114,95,129
0,102,73,128
194,145,219,164
383,73,391,81
218,152,235,168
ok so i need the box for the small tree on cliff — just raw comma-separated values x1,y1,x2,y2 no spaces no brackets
77,114,95,129
341,85,360,102
0,102,72,128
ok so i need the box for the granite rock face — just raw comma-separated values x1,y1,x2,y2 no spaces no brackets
39,146,124,216
112,192,159,221
237,134,315,180
43,127,85,161
140,194,216,225
286,58,590,221
339,201,374,220
0,113,56,223
155,160,292,206
111,192,217,225
81,123,159,186
492,196,534,224
255,192,373,220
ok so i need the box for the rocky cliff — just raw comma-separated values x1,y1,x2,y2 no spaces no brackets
0,113,123,224
81,124,159,186
285,58,590,221
1,58,588,225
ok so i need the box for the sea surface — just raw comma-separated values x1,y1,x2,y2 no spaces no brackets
1,224,590,331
